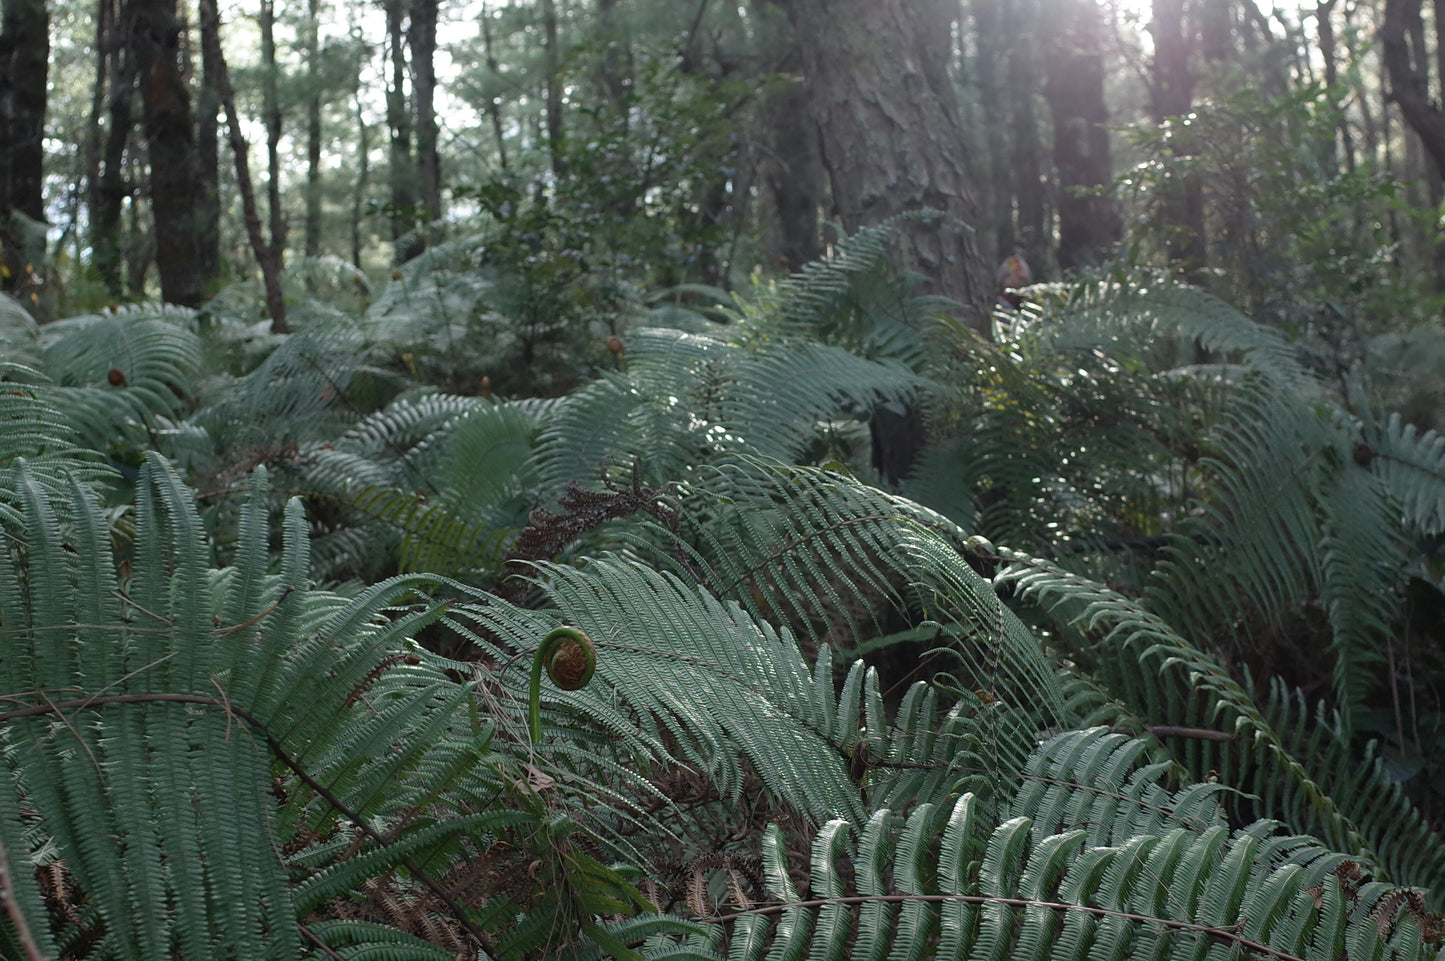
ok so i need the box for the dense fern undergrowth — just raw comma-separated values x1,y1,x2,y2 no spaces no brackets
2,225,1445,960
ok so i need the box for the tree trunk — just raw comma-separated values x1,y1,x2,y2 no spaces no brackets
758,67,824,270
1383,0,1445,286
199,0,287,331
94,22,135,298
1316,0,1353,172
196,0,220,286
480,2,509,172
1005,0,1048,275
409,0,441,222
1199,0,1232,65
539,0,567,179
779,0,992,329
972,0,1012,265
303,0,321,258
384,0,420,261
595,0,631,121
1044,0,1121,271
128,0,204,305
350,89,370,269
260,0,285,262
1150,0,1207,272
0,0,50,292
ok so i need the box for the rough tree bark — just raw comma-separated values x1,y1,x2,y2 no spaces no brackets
779,0,992,329
0,0,50,292
1044,0,1122,271
128,0,204,305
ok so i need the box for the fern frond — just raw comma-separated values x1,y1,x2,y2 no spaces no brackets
671,731,1436,961
996,547,1445,897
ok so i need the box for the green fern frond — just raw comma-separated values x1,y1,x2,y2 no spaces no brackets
1365,412,1445,534
995,547,1445,896
672,731,1436,961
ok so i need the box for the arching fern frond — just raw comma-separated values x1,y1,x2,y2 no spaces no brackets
996,546,1445,898
670,730,1432,961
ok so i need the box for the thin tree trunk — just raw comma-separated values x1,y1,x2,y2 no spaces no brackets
539,0,567,179
128,0,204,306
385,0,420,261
409,0,441,222
196,0,221,287
304,0,322,258
1316,0,1354,172
350,90,369,270
199,0,287,331
94,25,135,298
84,0,111,249
480,2,508,171
260,0,286,262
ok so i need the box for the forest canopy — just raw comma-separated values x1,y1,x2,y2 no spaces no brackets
2,0,1445,959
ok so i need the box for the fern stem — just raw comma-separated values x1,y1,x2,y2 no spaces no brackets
528,626,597,742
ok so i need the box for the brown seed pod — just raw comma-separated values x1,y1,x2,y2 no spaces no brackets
107,368,127,387
606,335,624,355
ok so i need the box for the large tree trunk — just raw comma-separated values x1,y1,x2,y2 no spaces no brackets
1044,0,1121,271
779,0,991,329
0,0,50,293
128,0,204,305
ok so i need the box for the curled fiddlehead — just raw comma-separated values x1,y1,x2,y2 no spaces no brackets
528,626,597,742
